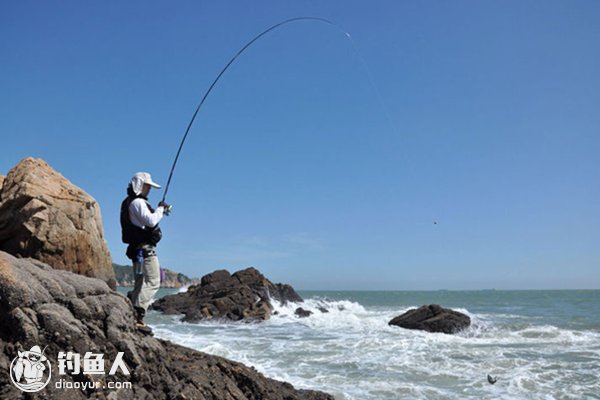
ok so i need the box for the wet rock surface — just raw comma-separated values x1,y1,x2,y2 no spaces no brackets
152,267,303,322
389,304,471,334
0,158,115,289
0,251,333,399
295,307,313,318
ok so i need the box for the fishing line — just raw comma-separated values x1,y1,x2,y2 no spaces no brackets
162,16,392,203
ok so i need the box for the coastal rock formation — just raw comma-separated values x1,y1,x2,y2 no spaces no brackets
0,158,115,289
152,267,303,322
389,304,471,334
113,263,199,288
295,307,313,318
0,251,333,400
0,174,4,191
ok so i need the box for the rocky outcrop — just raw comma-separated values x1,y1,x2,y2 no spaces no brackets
0,158,115,289
160,268,199,288
113,263,199,288
152,267,303,322
0,251,333,399
295,307,313,318
389,304,471,334
0,174,5,192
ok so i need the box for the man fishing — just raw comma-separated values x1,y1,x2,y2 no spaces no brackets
117,17,351,328
120,172,171,327
12,345,47,385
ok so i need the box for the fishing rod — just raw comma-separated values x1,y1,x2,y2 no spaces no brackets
161,16,353,204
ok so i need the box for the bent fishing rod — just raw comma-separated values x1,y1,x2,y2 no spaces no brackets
161,17,353,204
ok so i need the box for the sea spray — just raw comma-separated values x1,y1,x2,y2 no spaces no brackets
145,290,600,399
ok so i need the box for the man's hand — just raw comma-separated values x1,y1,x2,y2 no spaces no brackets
159,202,173,216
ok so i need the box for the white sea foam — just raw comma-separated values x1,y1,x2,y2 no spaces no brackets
177,285,190,293
147,295,600,400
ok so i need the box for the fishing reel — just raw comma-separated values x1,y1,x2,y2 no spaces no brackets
159,202,173,216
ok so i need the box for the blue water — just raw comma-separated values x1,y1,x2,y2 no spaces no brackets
120,288,600,399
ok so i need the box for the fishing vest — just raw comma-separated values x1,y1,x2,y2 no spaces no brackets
120,195,162,253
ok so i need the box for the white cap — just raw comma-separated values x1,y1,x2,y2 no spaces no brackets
130,172,161,195
27,345,47,361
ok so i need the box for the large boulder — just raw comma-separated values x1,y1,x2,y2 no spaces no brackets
0,251,333,400
152,267,303,322
0,158,115,289
389,304,471,334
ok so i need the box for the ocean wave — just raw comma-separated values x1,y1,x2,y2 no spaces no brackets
148,295,600,400
177,285,190,293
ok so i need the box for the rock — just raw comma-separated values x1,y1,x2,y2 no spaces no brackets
388,304,471,334
0,158,115,289
295,307,313,318
0,174,4,192
201,269,231,285
113,263,199,288
317,307,329,313
271,282,304,304
0,251,333,400
158,268,199,288
152,267,303,322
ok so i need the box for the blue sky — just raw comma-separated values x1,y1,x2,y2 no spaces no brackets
1,1,598,289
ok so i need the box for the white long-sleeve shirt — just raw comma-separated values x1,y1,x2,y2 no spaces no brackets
129,198,164,229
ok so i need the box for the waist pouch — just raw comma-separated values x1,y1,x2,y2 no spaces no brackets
126,244,156,260
139,245,156,258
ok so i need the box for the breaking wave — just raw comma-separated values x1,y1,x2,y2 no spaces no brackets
149,294,600,399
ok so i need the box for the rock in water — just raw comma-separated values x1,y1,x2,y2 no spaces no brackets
0,157,115,289
152,267,303,322
0,251,333,400
388,304,471,334
295,307,313,318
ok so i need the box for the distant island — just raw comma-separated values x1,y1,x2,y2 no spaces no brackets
113,262,199,288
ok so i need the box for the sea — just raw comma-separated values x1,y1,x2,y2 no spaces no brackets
118,288,600,399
